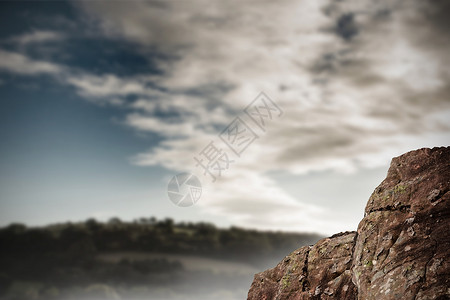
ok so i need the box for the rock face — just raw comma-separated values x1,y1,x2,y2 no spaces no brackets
247,147,450,300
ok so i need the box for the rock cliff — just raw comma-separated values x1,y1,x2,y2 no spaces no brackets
247,147,450,300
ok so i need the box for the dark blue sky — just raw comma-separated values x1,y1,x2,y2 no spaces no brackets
0,2,186,226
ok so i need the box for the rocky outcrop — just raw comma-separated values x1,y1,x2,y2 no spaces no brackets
248,147,450,300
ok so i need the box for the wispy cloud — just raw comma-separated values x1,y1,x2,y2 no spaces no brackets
0,50,63,75
66,74,153,98
9,30,64,46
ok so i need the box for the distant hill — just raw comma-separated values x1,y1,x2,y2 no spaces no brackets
0,218,322,300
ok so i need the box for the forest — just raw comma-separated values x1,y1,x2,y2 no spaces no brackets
0,218,322,300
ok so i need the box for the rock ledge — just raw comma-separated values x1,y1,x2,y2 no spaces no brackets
247,147,450,300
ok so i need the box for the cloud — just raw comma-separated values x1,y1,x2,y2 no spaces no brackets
66,74,155,98
125,113,197,137
0,50,63,75
67,0,450,233
9,30,64,45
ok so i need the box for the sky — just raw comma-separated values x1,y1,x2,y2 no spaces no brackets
0,0,449,235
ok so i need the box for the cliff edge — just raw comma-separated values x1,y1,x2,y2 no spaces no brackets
247,147,450,300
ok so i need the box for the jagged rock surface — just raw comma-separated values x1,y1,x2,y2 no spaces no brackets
247,147,450,300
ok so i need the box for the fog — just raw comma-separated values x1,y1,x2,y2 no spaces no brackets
0,219,322,300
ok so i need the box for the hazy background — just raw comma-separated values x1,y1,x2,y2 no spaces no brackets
0,0,449,299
